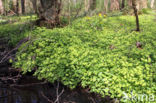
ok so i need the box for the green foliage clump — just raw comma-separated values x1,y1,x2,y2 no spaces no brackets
0,15,37,46
13,14,156,102
138,8,154,15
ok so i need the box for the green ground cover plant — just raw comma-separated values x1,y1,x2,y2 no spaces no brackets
7,14,156,102
0,15,37,46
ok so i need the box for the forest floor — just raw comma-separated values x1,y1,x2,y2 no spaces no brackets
0,15,114,103
0,11,156,103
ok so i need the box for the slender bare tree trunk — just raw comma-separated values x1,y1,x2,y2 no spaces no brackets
104,0,109,12
12,0,17,13
121,0,125,9
85,0,96,12
90,0,96,10
128,0,132,7
151,0,155,8
30,0,38,13
17,0,20,14
16,0,22,14
0,0,4,14
85,0,89,12
110,0,120,11
21,0,25,14
132,0,140,31
73,0,77,7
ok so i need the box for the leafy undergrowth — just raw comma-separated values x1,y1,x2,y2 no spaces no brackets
0,15,37,47
13,15,156,102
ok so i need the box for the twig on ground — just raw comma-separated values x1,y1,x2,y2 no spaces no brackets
41,91,54,103
89,97,96,103
0,37,30,64
0,73,22,83
54,82,64,103
40,82,64,103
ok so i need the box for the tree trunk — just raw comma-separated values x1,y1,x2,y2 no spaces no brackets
85,0,89,12
37,0,62,28
30,0,38,13
21,0,25,14
132,0,140,31
12,0,17,13
151,0,155,8
128,0,132,7
110,0,120,11
104,0,108,12
16,0,22,14
137,0,147,10
0,0,4,15
90,0,96,11
85,0,96,13
121,0,125,9
73,0,77,7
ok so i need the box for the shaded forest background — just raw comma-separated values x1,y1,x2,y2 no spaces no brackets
0,0,155,17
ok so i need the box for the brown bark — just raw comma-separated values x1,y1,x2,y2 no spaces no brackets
85,0,96,12
128,0,132,7
85,0,89,12
21,0,25,14
132,0,140,31
90,0,96,10
12,0,22,14
16,0,22,14
121,0,125,9
37,0,62,27
0,0,3,14
30,0,38,13
110,0,120,11
12,0,17,13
